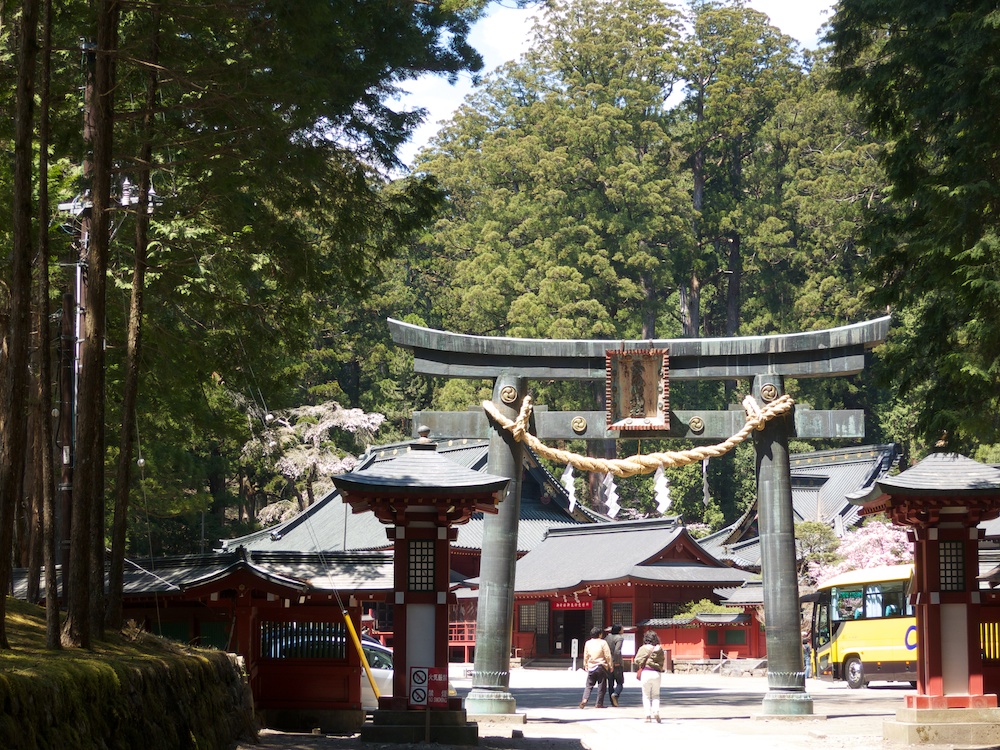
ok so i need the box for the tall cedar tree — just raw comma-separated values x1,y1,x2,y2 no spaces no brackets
1,0,41,649
828,0,1000,448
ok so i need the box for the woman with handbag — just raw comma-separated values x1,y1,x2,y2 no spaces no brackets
632,630,665,722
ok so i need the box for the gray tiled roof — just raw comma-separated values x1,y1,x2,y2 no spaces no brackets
639,612,751,627
628,565,755,585
220,439,590,555
333,440,508,495
721,580,764,606
513,518,747,593
11,550,396,600
850,452,1000,506
699,444,901,570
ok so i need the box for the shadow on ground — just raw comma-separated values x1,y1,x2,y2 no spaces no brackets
241,730,586,750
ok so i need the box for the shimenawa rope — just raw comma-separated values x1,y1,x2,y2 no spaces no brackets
482,393,794,478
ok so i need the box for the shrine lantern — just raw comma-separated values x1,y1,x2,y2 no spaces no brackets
333,431,508,713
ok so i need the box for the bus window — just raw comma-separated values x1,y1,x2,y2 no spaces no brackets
864,584,883,618
832,586,863,621
814,599,831,647
873,580,908,617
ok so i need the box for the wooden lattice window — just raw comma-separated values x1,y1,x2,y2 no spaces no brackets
591,600,604,631
518,603,536,633
611,602,633,627
408,539,435,592
652,602,682,619
535,601,549,634
259,620,347,660
939,541,965,592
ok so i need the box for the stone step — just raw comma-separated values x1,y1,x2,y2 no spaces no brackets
368,708,472,727
360,719,479,745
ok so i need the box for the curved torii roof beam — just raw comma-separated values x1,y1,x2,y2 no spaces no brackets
388,316,891,381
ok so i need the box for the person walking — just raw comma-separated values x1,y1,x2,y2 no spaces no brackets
579,627,613,709
605,624,625,707
633,630,666,723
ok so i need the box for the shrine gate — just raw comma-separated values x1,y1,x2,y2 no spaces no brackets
390,316,890,716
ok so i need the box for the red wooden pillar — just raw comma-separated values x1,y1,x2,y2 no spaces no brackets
386,517,459,708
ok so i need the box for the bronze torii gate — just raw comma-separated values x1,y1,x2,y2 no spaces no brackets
389,316,890,716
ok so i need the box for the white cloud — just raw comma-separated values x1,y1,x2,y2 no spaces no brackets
395,1,834,169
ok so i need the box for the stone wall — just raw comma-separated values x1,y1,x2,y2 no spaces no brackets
671,658,768,678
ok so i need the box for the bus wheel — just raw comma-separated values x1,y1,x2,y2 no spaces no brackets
845,657,865,689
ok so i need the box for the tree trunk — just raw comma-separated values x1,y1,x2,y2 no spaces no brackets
67,0,120,647
724,232,743,401
680,271,701,338
640,266,656,339
26,409,42,603
726,234,742,338
0,0,41,650
37,0,61,649
107,8,159,630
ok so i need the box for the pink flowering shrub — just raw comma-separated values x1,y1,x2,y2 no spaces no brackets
809,518,912,586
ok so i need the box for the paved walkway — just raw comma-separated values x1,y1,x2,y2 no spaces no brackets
477,667,903,750
242,667,977,750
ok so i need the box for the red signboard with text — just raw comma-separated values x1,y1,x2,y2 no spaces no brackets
428,668,449,708
552,600,592,610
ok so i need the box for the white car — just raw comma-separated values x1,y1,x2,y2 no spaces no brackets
360,640,394,710
358,639,456,711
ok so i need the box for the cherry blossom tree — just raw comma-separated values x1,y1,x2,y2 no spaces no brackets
243,401,386,525
809,517,912,586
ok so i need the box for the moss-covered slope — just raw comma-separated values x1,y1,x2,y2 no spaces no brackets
0,598,257,750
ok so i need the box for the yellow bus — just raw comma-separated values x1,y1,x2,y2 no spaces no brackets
808,564,916,689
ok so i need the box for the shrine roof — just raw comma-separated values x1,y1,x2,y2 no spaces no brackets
11,550,396,599
721,580,764,606
639,612,751,627
849,452,1000,507
513,518,745,592
628,565,756,585
220,439,591,555
699,443,901,570
333,439,508,496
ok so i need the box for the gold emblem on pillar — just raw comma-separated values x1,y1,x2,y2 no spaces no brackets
499,385,518,405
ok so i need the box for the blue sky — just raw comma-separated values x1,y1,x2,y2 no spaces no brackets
395,0,835,169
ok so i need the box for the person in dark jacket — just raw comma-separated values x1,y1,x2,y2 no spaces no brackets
605,624,625,706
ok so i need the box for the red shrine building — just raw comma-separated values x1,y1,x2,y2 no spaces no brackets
509,518,759,661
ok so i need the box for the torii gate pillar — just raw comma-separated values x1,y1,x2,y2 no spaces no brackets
755,374,812,715
465,373,526,715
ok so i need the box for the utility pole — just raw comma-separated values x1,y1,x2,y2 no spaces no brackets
54,39,96,603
